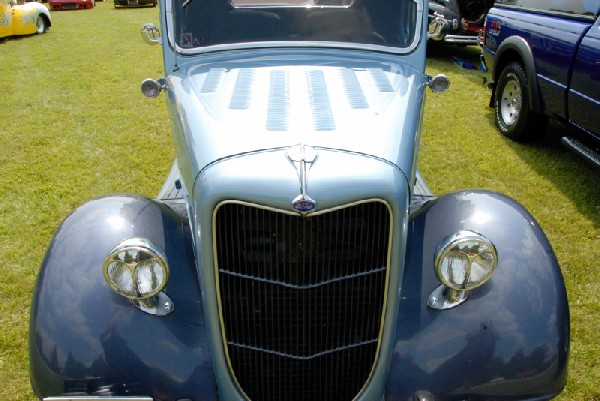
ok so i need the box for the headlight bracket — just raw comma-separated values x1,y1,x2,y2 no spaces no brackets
132,291,175,316
427,284,469,310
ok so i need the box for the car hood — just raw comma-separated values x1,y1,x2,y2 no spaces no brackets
166,50,427,181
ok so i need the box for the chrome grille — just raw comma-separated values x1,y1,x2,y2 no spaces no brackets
215,201,391,401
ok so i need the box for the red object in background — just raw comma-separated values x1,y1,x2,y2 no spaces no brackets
48,0,94,10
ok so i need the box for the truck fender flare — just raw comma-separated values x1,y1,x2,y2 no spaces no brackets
29,195,217,400
385,190,569,400
494,35,543,113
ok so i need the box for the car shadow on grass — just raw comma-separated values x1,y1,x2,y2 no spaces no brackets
427,42,599,229
486,108,600,229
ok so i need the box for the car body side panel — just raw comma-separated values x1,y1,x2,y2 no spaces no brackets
0,0,14,38
387,191,569,400
526,14,590,119
29,195,217,400
569,16,600,139
1,0,49,37
12,6,37,35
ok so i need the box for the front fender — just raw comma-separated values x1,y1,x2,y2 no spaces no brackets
493,36,542,113
30,195,217,400
386,190,569,401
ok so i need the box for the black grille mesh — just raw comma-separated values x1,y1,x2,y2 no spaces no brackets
215,201,390,401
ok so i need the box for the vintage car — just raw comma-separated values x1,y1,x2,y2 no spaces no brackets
0,0,51,38
29,0,569,400
429,0,495,45
114,0,156,8
48,0,93,10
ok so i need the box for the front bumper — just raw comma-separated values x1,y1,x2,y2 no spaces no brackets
430,33,480,45
428,14,480,45
114,0,155,6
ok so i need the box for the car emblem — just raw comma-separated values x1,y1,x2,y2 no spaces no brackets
286,144,318,213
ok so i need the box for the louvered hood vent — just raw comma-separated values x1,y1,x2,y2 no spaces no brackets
197,66,395,133
167,59,425,177
214,200,391,401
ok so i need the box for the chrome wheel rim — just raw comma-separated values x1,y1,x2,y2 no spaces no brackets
36,17,44,34
500,77,521,126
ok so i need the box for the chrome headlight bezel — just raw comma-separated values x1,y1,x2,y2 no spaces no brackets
429,230,498,310
103,238,169,300
434,230,498,291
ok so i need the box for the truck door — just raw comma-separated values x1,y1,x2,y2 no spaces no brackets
568,14,600,139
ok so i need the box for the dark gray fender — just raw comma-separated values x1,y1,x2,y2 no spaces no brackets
29,195,217,400
387,190,569,401
490,36,543,113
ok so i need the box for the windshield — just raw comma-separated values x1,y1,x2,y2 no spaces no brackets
172,0,420,51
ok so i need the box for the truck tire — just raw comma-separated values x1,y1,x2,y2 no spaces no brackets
495,62,547,142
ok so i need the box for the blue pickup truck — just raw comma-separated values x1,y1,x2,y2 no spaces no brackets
481,0,600,167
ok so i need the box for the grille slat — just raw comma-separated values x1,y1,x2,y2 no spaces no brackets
215,201,390,401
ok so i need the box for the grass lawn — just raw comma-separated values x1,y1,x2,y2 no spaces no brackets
0,2,598,400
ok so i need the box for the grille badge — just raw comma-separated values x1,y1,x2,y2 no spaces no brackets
286,144,318,213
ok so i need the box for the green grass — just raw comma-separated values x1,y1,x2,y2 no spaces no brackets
0,4,598,400
1,3,172,399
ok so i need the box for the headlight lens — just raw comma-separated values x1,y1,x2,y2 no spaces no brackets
103,238,169,299
434,230,497,291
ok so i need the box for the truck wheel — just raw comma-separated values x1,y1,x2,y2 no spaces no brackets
495,62,547,141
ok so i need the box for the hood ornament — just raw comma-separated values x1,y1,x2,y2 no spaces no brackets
286,144,318,213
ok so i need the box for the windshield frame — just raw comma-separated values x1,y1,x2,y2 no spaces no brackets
164,0,424,55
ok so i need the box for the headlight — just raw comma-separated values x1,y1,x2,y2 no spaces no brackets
103,238,169,299
434,230,497,290
429,230,497,310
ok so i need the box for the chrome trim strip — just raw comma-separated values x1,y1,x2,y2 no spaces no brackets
561,136,600,168
174,38,421,56
169,0,425,55
228,338,379,360
439,34,480,44
220,266,387,290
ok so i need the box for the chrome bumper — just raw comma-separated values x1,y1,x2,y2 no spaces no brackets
428,32,480,45
428,14,479,45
